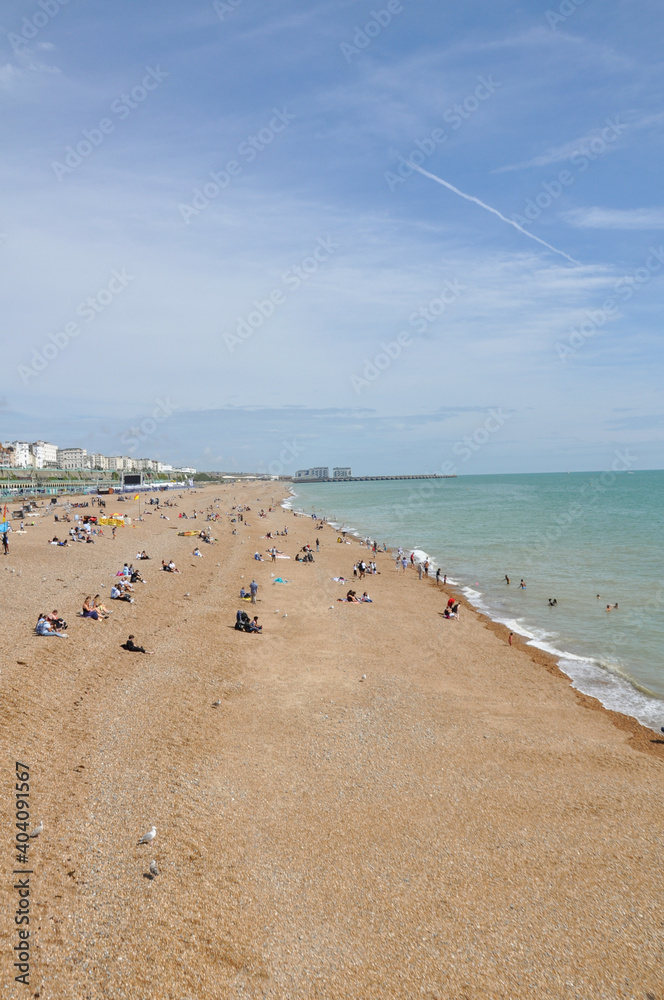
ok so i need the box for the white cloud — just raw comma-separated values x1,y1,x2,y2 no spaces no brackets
564,207,664,230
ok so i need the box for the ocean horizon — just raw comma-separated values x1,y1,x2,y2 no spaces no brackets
285,470,664,733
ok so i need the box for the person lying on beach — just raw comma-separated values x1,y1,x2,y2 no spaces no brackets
121,635,154,654
193,548,203,557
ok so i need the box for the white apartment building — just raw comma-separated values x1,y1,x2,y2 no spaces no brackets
295,467,329,481
31,441,59,469
333,467,352,479
57,447,88,470
12,442,32,468
88,453,109,471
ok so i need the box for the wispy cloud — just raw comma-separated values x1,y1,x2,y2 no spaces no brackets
564,207,664,230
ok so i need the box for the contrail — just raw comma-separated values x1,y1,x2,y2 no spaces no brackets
407,162,580,266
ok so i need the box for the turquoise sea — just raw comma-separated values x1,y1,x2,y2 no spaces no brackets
286,471,664,732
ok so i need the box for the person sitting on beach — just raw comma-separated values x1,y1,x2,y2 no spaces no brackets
121,634,154,654
254,551,263,560
345,590,361,603
110,583,133,603
36,614,68,637
247,616,262,633
46,610,67,630
81,596,100,620
167,560,180,573
93,595,111,618
235,609,251,631
360,592,372,602
130,567,144,583
239,588,251,599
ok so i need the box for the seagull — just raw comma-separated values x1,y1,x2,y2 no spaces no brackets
149,860,159,877
212,699,222,707
137,825,156,845
29,821,43,838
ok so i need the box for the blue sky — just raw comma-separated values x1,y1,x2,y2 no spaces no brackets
1,0,662,474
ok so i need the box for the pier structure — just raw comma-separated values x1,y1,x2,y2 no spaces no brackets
293,474,456,483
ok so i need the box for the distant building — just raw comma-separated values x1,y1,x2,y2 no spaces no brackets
333,467,352,479
32,441,58,468
89,453,109,471
57,447,88,470
12,442,32,468
295,467,329,481
0,444,15,468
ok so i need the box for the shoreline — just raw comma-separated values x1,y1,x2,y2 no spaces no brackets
2,481,663,997
283,487,664,748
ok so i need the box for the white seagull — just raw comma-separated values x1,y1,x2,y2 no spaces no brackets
137,825,156,846
29,821,43,838
149,860,159,877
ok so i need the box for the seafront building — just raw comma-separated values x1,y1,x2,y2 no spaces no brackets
0,439,195,476
294,467,331,481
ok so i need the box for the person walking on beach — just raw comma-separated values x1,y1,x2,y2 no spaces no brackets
316,538,319,552
401,557,407,573
436,568,441,586
424,560,429,577
250,579,258,604
508,632,513,645
2,532,8,555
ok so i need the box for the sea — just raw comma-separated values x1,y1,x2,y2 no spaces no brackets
284,471,664,733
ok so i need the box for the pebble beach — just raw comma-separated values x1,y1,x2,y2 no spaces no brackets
1,482,663,1000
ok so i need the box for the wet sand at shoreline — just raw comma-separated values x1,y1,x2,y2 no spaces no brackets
1,482,662,999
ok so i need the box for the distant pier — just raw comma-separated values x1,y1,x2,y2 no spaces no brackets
294,474,456,483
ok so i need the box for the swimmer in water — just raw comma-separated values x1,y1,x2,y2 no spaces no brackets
519,579,526,589
504,575,510,585
548,598,557,606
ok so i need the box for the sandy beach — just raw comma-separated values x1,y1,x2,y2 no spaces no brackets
1,482,662,1000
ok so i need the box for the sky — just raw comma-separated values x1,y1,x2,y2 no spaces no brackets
1,0,663,475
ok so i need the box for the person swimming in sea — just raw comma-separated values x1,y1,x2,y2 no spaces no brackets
504,575,510,585
548,598,557,606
